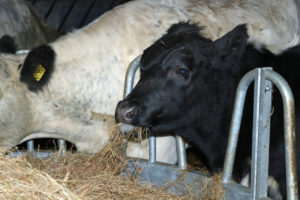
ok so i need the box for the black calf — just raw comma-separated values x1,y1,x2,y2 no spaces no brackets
115,22,300,199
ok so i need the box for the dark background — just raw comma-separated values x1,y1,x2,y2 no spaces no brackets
26,0,132,33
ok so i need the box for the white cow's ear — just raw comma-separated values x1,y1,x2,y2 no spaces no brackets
20,45,55,92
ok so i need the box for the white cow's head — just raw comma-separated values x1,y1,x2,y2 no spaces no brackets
0,53,32,151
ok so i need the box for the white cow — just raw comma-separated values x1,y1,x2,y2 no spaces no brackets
0,0,299,164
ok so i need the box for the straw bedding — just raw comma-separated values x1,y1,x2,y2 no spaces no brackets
0,127,225,200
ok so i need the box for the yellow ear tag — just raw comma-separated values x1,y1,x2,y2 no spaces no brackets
33,64,46,81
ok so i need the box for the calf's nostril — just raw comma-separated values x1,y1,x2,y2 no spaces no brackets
125,107,136,120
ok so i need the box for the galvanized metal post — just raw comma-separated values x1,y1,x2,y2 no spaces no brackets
27,140,34,152
250,68,272,199
149,132,156,163
57,139,67,153
176,135,187,169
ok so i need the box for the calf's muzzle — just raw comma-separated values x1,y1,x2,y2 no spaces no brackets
115,101,138,124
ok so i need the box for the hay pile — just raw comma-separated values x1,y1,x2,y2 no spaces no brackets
0,128,225,199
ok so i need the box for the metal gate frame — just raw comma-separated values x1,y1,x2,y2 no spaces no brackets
223,68,298,200
6,53,298,199
122,56,298,199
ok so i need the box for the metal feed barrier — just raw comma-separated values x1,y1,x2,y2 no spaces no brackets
222,68,298,200
122,56,298,199
6,51,298,198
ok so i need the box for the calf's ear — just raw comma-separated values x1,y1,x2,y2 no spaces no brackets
20,45,55,92
166,22,203,36
213,24,249,69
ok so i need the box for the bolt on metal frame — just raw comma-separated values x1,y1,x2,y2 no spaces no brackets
223,68,298,200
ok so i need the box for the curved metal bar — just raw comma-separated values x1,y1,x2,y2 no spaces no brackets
222,69,257,183
123,55,157,162
265,70,298,200
123,55,141,98
176,135,187,169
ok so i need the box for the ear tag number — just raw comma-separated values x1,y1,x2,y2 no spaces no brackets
33,64,46,81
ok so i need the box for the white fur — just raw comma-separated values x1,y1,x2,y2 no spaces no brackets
0,0,299,164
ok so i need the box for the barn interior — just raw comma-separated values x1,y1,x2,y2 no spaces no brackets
0,0,298,199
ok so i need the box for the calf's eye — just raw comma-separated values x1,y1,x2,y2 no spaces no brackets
174,66,189,76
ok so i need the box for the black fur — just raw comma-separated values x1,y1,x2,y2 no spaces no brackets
0,35,17,54
20,45,55,91
115,22,300,199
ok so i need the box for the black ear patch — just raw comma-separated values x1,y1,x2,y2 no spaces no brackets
166,21,203,36
0,35,17,54
20,45,55,91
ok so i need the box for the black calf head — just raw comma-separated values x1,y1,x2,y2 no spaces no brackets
115,23,249,134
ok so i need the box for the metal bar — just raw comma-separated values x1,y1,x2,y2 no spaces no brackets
250,68,272,199
27,140,34,152
176,135,187,169
265,70,298,200
123,55,141,98
149,132,156,163
122,55,141,157
16,49,29,55
223,69,256,183
7,151,56,158
57,139,67,153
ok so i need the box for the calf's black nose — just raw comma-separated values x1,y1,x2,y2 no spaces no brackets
115,101,137,124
